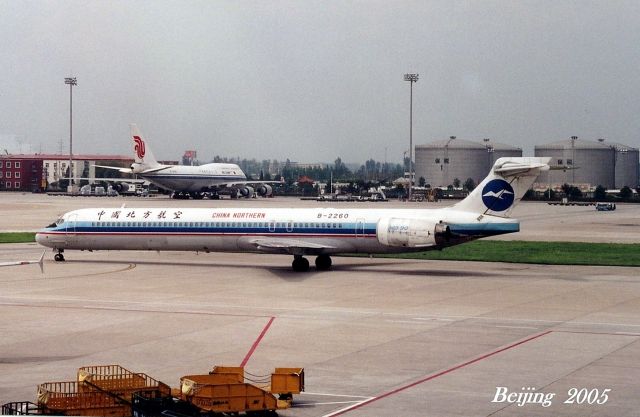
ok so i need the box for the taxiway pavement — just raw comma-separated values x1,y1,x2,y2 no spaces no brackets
1,193,639,415
1,245,639,416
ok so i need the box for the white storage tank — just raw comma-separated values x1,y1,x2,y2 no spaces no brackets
414,137,521,188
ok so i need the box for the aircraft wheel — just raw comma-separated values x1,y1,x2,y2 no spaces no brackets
315,254,332,271
292,256,309,272
54,253,65,262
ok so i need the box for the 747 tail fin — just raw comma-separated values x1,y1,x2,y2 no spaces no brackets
130,124,160,168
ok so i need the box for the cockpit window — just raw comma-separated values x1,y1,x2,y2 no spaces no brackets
46,217,64,228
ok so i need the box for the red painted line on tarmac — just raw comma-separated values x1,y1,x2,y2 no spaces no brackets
241,316,276,367
328,330,553,416
554,330,640,337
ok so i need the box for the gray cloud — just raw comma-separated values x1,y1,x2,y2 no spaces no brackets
1,0,638,163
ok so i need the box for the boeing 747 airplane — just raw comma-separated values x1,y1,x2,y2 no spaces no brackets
36,157,549,271
97,125,279,199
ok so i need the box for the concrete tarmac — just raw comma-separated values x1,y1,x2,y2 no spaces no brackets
1,193,639,416
1,245,639,416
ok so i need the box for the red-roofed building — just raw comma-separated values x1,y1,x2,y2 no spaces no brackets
0,154,132,192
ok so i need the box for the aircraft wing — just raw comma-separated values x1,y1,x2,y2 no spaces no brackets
223,180,284,187
0,251,45,273
93,165,170,174
93,165,134,174
71,177,148,184
246,238,335,255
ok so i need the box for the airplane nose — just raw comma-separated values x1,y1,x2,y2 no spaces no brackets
35,232,47,246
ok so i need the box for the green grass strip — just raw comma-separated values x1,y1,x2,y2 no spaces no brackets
0,232,36,244
365,240,640,267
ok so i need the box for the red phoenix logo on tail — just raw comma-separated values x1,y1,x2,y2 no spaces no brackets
133,136,145,159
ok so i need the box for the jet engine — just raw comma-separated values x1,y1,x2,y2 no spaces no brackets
376,218,452,248
238,186,255,198
130,163,145,174
256,184,273,197
113,182,132,193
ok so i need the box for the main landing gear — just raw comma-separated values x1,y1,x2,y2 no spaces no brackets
54,250,65,262
291,255,332,272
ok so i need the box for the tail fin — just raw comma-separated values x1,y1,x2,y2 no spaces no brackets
130,124,160,168
453,157,550,218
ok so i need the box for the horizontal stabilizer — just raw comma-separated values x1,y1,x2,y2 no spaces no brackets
493,159,550,176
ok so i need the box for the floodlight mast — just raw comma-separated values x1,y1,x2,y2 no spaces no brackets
404,73,418,200
64,77,77,193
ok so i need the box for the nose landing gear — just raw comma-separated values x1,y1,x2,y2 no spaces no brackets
54,250,65,262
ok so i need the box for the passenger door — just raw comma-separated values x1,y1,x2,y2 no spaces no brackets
355,218,365,238
65,213,78,246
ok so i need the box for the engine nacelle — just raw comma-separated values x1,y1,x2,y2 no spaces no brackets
377,217,451,248
238,186,254,198
113,182,131,193
256,184,273,196
130,163,145,174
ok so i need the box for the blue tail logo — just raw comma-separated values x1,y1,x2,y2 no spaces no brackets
481,179,515,212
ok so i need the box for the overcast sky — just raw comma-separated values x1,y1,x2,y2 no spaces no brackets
1,0,639,164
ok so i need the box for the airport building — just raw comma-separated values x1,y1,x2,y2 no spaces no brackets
0,154,132,192
414,137,522,188
534,138,639,189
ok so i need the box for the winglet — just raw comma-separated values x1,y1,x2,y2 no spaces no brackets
38,250,45,274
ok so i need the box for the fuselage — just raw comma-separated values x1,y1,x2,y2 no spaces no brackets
141,163,246,192
36,206,519,255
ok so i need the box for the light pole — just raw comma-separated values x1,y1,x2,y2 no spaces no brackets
404,73,418,201
570,135,577,185
65,77,77,192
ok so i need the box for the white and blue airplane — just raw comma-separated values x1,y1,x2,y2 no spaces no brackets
96,124,279,199
36,157,549,271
